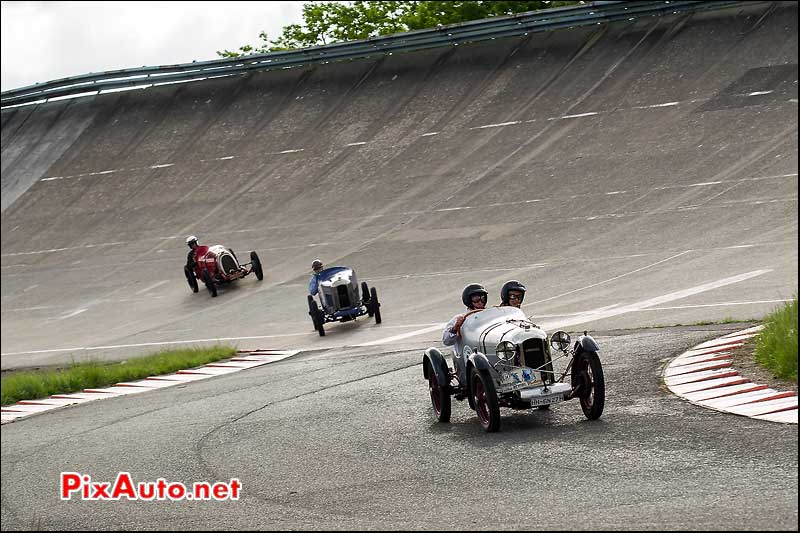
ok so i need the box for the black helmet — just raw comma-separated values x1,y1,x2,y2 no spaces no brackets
461,283,488,309
186,235,198,247
311,259,323,272
501,280,526,305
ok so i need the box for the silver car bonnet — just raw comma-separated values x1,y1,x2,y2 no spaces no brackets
460,306,546,355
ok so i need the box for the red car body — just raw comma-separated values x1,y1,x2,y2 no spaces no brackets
184,244,263,297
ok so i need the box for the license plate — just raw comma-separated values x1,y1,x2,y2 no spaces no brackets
530,395,560,407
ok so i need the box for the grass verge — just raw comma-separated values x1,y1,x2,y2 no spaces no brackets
755,298,798,382
1,346,237,406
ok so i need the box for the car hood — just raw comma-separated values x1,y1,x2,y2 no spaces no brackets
460,306,546,354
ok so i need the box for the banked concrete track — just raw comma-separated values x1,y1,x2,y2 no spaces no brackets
1,3,797,371
1,3,798,531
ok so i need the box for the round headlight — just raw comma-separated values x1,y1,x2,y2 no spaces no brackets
549,330,571,352
496,341,517,361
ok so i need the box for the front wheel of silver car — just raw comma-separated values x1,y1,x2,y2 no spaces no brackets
572,351,605,420
470,368,500,432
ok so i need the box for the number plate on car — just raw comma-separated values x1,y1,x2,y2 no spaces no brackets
530,395,560,407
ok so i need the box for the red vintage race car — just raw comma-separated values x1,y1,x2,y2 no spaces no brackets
183,245,263,297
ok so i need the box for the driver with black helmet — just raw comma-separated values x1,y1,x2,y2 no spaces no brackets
442,283,488,357
499,279,526,308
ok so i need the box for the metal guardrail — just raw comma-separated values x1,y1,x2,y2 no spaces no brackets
0,0,766,107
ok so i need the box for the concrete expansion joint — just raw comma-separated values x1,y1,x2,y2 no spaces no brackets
0,349,299,425
664,326,797,424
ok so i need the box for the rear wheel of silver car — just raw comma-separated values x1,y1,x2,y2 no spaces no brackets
370,287,381,324
184,266,198,293
470,368,500,432
250,251,264,281
572,351,605,420
201,270,217,297
427,361,451,423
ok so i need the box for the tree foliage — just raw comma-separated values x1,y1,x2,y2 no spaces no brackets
218,1,580,57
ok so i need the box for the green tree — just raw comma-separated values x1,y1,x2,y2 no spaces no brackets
218,1,579,57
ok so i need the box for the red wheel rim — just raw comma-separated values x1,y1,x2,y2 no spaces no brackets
578,358,594,409
429,374,442,416
474,378,490,427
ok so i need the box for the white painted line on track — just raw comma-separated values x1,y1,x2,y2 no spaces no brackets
470,120,521,130
11,174,796,258
525,250,694,307
134,280,170,295
538,270,772,331
633,101,680,109
357,323,445,347
55,308,88,321
549,111,599,120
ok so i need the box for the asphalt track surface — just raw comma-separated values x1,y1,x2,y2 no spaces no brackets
1,3,797,530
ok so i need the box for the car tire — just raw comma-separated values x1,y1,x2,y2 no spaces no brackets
427,359,451,423
184,266,198,293
470,368,500,432
316,308,326,337
250,251,264,281
361,281,372,306
571,350,605,420
202,269,217,297
308,295,325,336
370,287,381,324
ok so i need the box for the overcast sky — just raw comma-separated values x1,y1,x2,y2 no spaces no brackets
1,1,307,92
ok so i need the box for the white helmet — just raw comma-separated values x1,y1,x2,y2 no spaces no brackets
186,235,198,247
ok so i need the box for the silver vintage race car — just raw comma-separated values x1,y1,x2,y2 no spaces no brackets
306,266,381,336
422,306,605,432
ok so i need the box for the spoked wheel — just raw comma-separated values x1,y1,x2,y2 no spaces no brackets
427,360,451,423
307,295,325,336
184,266,198,293
470,368,500,432
201,270,217,297
370,287,381,324
250,251,264,281
571,351,605,420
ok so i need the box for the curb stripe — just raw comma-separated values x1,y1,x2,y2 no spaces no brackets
665,325,796,424
1,348,299,424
